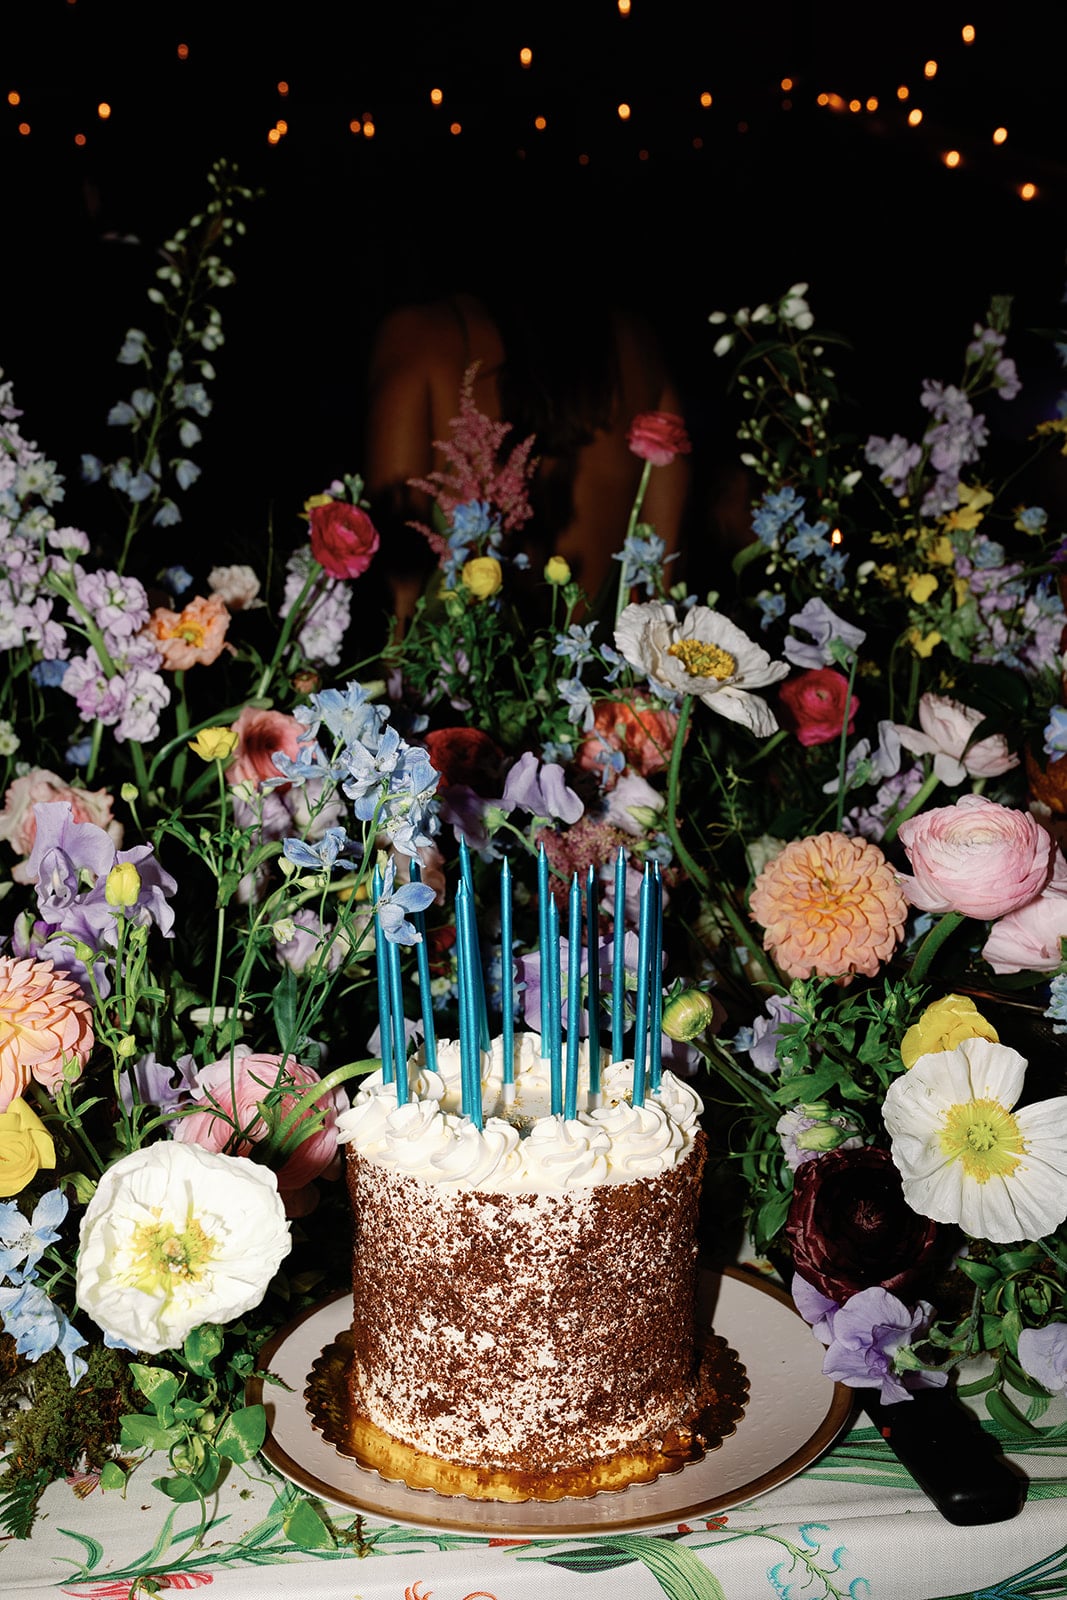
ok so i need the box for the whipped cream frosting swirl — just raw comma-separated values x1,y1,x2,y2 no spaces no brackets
336,1036,702,1192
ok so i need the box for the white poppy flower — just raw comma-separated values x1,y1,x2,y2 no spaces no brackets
615,602,789,738
882,1036,1067,1244
76,1142,291,1355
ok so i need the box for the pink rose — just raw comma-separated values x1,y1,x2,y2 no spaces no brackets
227,706,303,789
308,500,380,579
897,795,1054,920
778,668,858,748
894,693,1019,786
626,411,692,467
0,770,122,885
982,848,1067,973
173,1049,348,1216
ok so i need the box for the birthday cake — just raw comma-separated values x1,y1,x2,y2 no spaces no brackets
333,1034,718,1498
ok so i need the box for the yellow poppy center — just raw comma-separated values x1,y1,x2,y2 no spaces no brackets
938,1097,1024,1183
126,1211,216,1295
667,639,736,680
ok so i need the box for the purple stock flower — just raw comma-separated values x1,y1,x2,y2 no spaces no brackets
501,751,584,825
819,1286,947,1404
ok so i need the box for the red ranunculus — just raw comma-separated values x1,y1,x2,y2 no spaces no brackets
779,667,858,748
308,500,380,580
422,727,504,795
626,411,692,467
785,1145,940,1306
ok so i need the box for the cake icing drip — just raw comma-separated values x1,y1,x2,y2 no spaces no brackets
336,1036,702,1192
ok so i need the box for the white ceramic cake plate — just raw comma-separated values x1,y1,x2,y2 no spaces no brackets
251,1267,853,1536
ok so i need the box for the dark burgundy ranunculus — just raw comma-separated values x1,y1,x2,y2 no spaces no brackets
421,727,504,795
785,1144,939,1305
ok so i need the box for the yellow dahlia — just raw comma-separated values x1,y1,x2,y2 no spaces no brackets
0,956,94,1110
749,831,908,980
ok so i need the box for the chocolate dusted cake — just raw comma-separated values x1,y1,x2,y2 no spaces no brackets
334,1037,723,1498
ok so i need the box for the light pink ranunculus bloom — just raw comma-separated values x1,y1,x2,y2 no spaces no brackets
208,564,263,611
894,693,1018,786
172,1048,349,1216
982,847,1067,973
226,706,303,789
897,795,1054,921
0,770,122,884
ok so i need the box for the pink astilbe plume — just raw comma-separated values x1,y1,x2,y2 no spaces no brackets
408,364,538,557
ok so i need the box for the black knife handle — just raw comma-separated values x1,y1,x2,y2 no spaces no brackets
862,1385,1027,1525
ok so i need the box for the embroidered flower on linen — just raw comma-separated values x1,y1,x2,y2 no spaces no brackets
614,602,789,737
882,1036,1067,1244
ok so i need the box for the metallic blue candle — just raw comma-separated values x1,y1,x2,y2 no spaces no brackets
538,841,551,1056
409,858,437,1076
632,863,654,1108
501,856,515,1092
547,892,563,1114
373,865,394,1085
386,932,408,1107
458,838,490,1053
651,861,664,1092
612,847,626,1064
455,881,482,1128
565,872,581,1120
586,862,601,1096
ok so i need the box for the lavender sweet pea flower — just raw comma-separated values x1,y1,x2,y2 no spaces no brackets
784,598,867,669
820,1286,947,1405
1017,1324,1067,1393
791,1272,838,1346
501,751,584,825
746,993,802,1074
120,1053,200,1117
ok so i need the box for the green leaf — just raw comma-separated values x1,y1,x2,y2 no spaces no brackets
183,1321,224,1376
956,1259,999,1288
283,1493,337,1549
130,1363,180,1412
271,963,300,1049
985,1386,1045,1439
216,1403,267,1462
119,1413,184,1452
99,1461,128,1492
601,1533,729,1600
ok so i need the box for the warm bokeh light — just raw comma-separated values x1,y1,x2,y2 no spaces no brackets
992,126,1008,144
907,107,923,127
97,102,111,120
924,60,938,78
275,119,288,136
618,0,631,12
519,46,532,66
866,97,878,112
18,121,30,136
349,119,361,134
430,87,443,105
692,136,703,149
177,42,189,61
848,98,861,113
831,528,843,547
74,132,86,146
267,128,281,145
816,92,829,107
943,149,961,168
6,91,19,106
638,147,649,161
962,23,976,43
534,114,546,130
1020,182,1037,200
780,77,793,93
362,118,376,138
617,102,631,120
825,93,846,112
578,152,589,165
897,84,909,101
277,82,289,97
699,90,712,108
450,121,461,136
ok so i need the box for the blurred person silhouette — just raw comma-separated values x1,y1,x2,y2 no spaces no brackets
363,267,692,625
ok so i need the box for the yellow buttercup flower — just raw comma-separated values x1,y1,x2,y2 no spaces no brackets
544,555,571,585
188,726,240,761
0,1098,56,1197
907,628,942,659
905,572,939,604
462,556,503,599
901,993,999,1069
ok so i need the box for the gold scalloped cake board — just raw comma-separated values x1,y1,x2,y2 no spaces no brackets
306,1330,749,1503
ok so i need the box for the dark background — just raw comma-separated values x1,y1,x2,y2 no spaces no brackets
6,1,1067,578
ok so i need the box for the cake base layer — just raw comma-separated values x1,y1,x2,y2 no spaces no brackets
306,1325,750,1502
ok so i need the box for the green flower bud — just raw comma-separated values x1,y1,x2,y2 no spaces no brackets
120,782,139,803
661,989,716,1043
116,1034,138,1059
796,1123,854,1153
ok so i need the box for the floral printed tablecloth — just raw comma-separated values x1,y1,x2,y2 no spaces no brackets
5,1413,1066,1600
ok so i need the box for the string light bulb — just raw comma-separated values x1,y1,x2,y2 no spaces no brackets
6,91,19,106
519,46,532,67
962,23,976,43
992,126,1008,144
699,90,712,108
907,107,923,127
177,43,189,61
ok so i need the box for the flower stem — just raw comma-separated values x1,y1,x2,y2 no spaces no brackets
664,694,709,892
881,768,940,844
909,910,966,986
615,458,652,622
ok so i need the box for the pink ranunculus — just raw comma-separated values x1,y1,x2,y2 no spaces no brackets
626,411,692,467
982,847,1067,973
894,693,1019,786
897,795,1054,921
0,770,122,885
778,668,858,748
308,500,380,580
226,706,303,789
172,1048,349,1216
